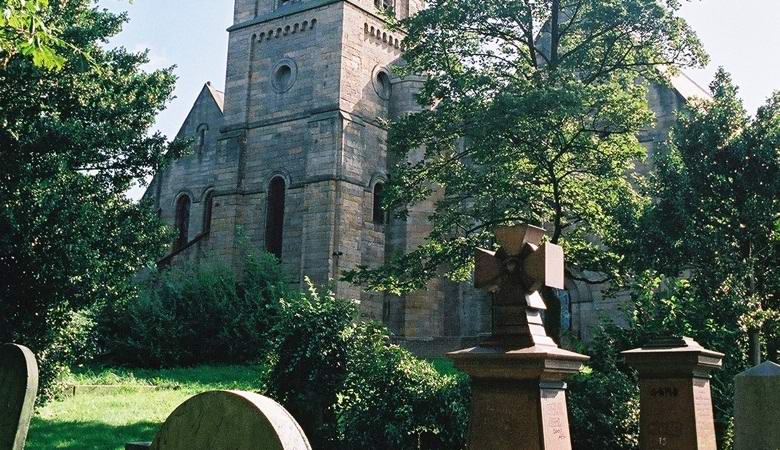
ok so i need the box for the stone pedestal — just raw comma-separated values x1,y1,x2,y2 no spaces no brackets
448,344,588,450
622,337,723,450
734,361,780,450
451,225,589,450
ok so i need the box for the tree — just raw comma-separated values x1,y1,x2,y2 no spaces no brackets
628,69,780,363
0,0,65,69
344,0,707,307
0,0,184,399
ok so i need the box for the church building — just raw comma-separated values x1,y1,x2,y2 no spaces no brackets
145,0,710,354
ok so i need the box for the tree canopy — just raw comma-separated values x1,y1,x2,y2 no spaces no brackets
1,0,65,69
345,0,707,294
629,69,780,362
0,0,184,397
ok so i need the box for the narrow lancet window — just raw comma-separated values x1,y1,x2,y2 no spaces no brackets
373,182,386,225
175,195,191,249
266,177,286,259
203,191,214,233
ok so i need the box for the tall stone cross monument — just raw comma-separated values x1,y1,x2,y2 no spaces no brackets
448,224,589,450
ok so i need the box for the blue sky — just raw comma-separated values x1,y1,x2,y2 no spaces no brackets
105,0,780,198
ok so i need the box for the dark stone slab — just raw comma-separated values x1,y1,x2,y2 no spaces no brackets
450,346,587,450
0,343,39,450
734,361,780,450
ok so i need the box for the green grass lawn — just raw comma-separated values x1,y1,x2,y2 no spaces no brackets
26,360,460,449
26,365,261,450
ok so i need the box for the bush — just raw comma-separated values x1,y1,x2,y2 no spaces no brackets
569,272,748,450
100,252,288,367
569,324,640,450
25,308,100,402
262,280,469,449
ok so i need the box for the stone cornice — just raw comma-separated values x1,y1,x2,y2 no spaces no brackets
220,106,388,134
227,0,390,32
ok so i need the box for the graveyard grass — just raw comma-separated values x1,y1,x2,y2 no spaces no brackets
26,360,458,449
26,365,261,450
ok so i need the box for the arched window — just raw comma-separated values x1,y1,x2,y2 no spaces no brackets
374,0,393,10
175,195,191,249
372,182,386,225
202,190,215,234
265,177,286,259
196,124,208,154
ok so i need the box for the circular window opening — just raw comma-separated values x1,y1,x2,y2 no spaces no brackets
375,71,391,100
274,65,293,91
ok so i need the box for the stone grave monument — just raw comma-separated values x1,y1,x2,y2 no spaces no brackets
0,343,39,450
148,390,311,450
622,337,723,450
447,224,589,450
734,361,780,450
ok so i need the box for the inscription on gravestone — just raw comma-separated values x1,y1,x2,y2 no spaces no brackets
642,378,688,449
692,379,717,450
540,385,570,447
623,337,722,450
0,343,39,450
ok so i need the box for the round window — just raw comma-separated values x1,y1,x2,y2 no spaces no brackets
271,59,298,93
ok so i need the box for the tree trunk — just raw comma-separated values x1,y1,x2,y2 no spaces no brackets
749,331,762,366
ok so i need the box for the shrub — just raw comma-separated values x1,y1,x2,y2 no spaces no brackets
569,272,748,450
568,324,640,450
28,308,100,402
100,252,288,367
337,322,470,449
262,281,469,449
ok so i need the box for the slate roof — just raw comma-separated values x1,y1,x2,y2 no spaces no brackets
206,81,225,112
668,71,712,101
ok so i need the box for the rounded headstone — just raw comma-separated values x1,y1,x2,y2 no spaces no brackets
150,390,311,450
0,343,39,450
735,361,780,450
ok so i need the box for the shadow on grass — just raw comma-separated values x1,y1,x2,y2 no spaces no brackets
27,417,159,450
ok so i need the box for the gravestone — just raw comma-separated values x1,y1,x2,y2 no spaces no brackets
734,361,780,450
622,337,723,450
150,390,311,450
448,225,589,450
0,343,39,450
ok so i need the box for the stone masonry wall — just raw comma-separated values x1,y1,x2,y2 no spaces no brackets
149,0,701,355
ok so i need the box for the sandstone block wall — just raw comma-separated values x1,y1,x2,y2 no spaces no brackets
147,0,706,354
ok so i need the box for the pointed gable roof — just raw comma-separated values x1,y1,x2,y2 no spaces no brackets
668,71,711,101
206,81,225,112
175,82,225,139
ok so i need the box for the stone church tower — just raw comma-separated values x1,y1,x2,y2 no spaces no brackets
146,0,711,354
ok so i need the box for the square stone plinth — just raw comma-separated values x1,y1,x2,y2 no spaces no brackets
623,337,723,450
449,344,588,450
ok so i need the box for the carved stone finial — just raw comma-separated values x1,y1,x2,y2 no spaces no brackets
473,224,565,349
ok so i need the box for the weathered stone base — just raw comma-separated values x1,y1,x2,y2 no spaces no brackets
623,338,723,450
448,345,588,450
